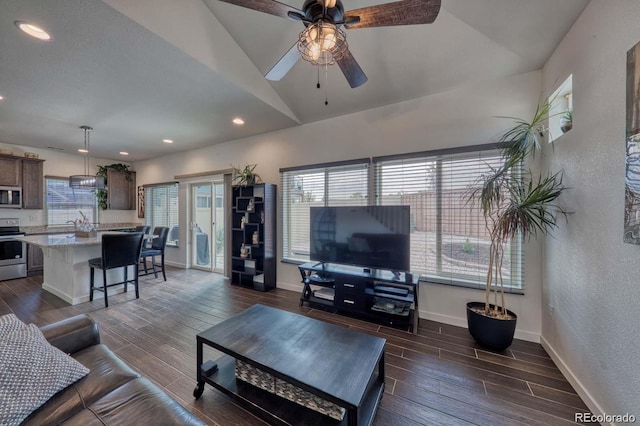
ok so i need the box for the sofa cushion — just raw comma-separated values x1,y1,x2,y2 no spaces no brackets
0,313,25,337
22,344,140,425
60,377,204,426
0,324,90,426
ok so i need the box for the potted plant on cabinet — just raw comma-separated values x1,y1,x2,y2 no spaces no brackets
95,163,133,210
466,100,568,351
560,110,573,133
232,164,261,187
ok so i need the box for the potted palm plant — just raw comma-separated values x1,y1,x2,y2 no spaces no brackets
466,100,568,351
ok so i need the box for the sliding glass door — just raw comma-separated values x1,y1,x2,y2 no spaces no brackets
190,182,224,272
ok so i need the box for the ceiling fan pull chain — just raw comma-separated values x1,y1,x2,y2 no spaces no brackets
324,64,329,106
317,65,321,89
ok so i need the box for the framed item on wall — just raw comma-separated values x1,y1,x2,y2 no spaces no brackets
138,186,145,218
625,41,640,243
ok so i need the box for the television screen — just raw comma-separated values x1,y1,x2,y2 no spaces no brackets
310,206,410,272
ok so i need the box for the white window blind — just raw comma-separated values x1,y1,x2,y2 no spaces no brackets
145,183,179,246
281,160,370,262
374,147,523,291
46,177,97,225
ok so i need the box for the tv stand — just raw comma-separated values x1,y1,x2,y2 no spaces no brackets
298,262,419,333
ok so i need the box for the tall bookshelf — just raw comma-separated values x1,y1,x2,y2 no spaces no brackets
231,183,276,291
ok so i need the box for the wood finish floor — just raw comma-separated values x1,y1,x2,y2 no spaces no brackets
0,268,593,425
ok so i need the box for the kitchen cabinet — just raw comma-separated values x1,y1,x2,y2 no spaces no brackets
27,243,44,275
0,155,22,187
22,159,44,209
106,168,136,210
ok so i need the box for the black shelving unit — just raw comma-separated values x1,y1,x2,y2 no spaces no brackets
231,183,276,291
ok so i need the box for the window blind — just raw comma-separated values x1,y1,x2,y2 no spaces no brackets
280,160,370,262
373,148,523,291
145,183,179,246
45,177,97,225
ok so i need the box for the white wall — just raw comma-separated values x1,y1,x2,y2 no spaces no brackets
0,142,136,225
542,0,640,417
135,70,545,341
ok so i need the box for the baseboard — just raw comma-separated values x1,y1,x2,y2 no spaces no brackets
540,336,609,424
277,281,302,292
165,260,186,268
42,283,74,304
419,309,540,343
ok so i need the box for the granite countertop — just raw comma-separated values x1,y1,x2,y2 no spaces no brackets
16,231,130,248
21,223,142,235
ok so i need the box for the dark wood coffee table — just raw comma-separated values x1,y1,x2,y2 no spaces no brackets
193,304,386,426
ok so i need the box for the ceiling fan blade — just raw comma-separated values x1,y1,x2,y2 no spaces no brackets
337,49,368,88
265,43,301,81
217,0,304,20
344,0,441,29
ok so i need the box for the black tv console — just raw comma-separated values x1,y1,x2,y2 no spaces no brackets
298,262,419,333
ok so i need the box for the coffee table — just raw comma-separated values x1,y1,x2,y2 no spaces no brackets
193,304,386,426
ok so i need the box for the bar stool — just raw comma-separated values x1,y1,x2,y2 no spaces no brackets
140,227,169,281
89,233,145,308
135,225,151,234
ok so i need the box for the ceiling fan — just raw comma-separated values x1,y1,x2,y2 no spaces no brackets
216,0,441,88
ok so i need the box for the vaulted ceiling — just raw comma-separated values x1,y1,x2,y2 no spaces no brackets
0,0,589,161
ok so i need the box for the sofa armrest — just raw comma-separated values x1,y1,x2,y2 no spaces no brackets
40,314,100,355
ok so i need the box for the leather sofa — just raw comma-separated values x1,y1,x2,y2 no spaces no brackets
22,315,204,425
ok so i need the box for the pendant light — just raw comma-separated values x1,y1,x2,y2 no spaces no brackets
69,126,105,189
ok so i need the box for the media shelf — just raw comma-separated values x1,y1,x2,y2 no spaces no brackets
298,262,419,333
231,183,276,291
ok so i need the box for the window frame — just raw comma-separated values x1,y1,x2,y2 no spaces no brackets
280,144,524,293
280,158,370,264
45,176,98,226
372,143,523,292
144,182,179,247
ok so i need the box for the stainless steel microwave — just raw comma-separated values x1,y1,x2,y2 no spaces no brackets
0,187,22,208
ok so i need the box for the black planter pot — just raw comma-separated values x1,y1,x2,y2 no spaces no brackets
466,302,517,351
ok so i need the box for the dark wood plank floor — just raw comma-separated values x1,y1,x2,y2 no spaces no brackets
0,268,593,426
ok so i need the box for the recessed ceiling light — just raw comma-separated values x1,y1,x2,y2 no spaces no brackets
232,117,245,125
163,139,173,144
78,148,88,153
15,21,52,41
119,151,129,156
0,95,4,101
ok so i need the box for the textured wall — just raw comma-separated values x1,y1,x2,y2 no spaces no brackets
135,70,545,341
542,0,640,415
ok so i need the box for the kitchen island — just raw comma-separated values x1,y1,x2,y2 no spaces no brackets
16,232,135,305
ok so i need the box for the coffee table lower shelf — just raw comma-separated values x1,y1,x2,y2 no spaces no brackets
195,354,384,426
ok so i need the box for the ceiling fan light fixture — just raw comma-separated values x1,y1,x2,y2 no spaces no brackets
298,21,347,66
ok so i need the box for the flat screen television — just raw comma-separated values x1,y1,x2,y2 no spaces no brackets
310,206,410,272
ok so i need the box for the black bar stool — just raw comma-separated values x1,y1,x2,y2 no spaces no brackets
135,225,151,234
140,227,169,281
89,232,145,308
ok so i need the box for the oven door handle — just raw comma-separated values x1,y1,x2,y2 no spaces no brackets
0,235,24,241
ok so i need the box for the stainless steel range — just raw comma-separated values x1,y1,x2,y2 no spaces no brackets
0,218,26,281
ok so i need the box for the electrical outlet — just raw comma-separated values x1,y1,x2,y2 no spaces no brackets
549,304,555,316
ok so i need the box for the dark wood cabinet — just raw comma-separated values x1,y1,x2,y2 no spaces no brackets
22,159,44,209
0,155,22,187
230,183,276,291
27,243,44,275
299,262,419,332
106,168,136,210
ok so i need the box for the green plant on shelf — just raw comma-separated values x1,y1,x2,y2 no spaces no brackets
95,163,133,210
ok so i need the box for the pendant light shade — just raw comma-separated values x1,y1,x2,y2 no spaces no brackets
69,126,105,190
